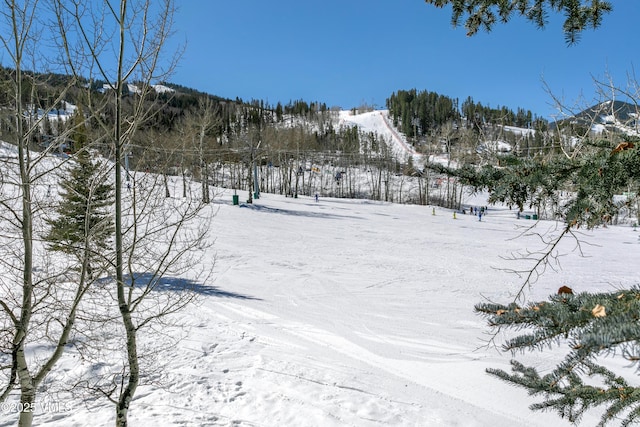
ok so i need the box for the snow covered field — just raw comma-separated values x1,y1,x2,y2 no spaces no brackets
17,185,638,427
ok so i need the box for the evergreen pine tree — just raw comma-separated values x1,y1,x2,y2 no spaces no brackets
45,111,114,279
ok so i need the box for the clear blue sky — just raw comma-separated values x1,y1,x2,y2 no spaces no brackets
168,1,639,120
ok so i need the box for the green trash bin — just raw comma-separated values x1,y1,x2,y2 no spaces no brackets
232,194,239,205
525,215,531,220
532,214,538,220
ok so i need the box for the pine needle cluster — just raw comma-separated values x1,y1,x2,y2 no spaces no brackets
424,0,613,44
477,288,640,425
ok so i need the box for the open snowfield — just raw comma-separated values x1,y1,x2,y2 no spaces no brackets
17,185,638,427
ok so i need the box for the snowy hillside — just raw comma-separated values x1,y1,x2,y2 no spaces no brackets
553,100,640,136
7,175,638,426
338,110,422,164
338,110,541,167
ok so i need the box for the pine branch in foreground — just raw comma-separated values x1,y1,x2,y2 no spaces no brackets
477,288,640,426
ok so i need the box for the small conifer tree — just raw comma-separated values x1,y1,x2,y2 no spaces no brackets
45,111,114,278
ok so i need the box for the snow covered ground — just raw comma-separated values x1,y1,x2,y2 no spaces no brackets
15,184,639,427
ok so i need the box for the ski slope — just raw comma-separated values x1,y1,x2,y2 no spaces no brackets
339,110,423,164
17,185,639,427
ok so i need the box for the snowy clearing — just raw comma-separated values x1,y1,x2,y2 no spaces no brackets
11,185,639,427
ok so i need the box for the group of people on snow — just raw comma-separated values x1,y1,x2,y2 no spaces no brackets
461,206,487,221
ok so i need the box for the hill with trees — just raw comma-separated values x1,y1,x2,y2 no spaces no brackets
2,61,565,210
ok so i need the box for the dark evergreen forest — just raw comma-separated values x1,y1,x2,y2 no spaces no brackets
386,88,548,138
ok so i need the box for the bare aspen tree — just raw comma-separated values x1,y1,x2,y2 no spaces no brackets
244,126,262,203
0,2,109,426
179,97,221,204
54,1,212,426
134,129,180,198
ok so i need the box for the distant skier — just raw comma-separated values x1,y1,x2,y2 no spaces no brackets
478,210,483,221
315,193,319,202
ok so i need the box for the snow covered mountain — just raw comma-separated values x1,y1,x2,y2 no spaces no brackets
552,100,639,135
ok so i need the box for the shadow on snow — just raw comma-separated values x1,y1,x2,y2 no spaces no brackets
114,273,260,300
239,202,362,220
